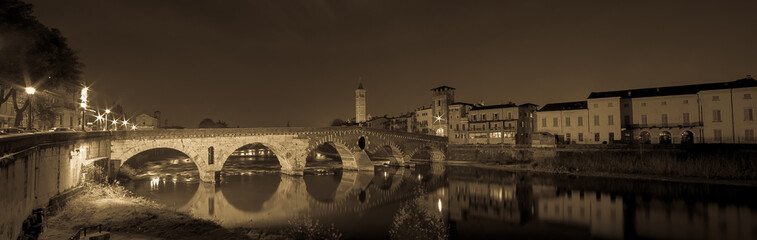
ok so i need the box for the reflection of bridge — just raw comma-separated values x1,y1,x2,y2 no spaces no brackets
110,127,447,181
177,166,447,228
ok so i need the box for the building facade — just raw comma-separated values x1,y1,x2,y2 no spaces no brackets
431,86,455,137
540,77,757,144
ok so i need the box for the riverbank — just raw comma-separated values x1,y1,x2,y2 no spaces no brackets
446,143,757,186
40,182,347,240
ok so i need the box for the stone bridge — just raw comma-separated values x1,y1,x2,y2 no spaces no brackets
109,127,447,182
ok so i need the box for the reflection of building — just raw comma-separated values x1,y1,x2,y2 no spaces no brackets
536,188,624,239
448,180,533,224
538,77,757,144
635,200,757,240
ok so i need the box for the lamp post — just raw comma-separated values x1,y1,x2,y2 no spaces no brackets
112,119,118,131
80,87,88,131
25,87,36,131
104,109,110,131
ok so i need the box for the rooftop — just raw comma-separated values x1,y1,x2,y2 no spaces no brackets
430,85,455,91
471,103,518,110
587,77,757,99
538,101,588,112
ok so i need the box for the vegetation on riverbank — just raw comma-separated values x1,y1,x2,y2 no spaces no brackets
41,182,250,240
534,148,757,180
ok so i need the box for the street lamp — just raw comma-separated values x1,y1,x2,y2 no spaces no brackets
104,109,110,131
80,87,88,131
112,119,118,131
25,87,35,131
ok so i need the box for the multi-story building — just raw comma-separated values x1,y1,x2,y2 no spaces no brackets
414,107,432,134
540,76,757,144
448,102,474,144
463,103,537,145
135,113,160,130
0,85,78,130
536,101,590,144
388,113,414,133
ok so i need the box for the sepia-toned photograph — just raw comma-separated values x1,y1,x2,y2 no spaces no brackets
1,0,756,239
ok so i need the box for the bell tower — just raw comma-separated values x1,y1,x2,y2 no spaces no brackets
355,83,366,123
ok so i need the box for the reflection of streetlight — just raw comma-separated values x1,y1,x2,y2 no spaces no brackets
25,87,35,131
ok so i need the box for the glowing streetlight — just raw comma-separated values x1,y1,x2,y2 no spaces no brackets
96,114,103,121
25,87,35,131
103,109,111,131
131,125,137,130
80,87,88,131
122,120,128,126
112,119,119,131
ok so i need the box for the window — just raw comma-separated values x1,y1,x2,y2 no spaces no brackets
609,132,614,141
661,114,668,124
594,133,600,142
565,117,571,127
641,115,647,125
566,133,571,142
641,103,646,107
745,94,752,99
542,118,547,127
483,114,487,121
494,113,499,120
437,100,441,106
594,115,600,126
712,96,720,101
508,112,512,119
683,113,690,124
661,101,667,106
456,124,459,131
713,110,722,122
745,109,754,121
553,117,558,127
594,104,599,108
490,132,502,138
577,117,583,126
746,129,755,141
578,133,583,141
714,129,722,142
683,100,689,104
473,115,477,121
608,103,613,107
624,115,631,125
608,115,614,125
624,103,629,107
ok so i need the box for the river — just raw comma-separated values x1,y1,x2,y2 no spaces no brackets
121,155,757,240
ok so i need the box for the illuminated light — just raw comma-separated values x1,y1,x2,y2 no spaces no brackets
438,199,443,212
150,177,160,190
131,125,137,130
122,120,128,125
105,109,111,114
383,172,387,177
80,102,87,108
417,174,422,181
25,87,36,95
96,115,103,121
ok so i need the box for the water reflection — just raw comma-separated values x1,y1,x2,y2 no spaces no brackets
124,159,757,240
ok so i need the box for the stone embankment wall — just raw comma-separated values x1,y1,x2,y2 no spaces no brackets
0,132,111,240
448,144,757,180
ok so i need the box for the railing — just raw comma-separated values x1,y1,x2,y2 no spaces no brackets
70,225,109,240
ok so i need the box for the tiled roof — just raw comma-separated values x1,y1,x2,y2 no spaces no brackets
471,103,518,110
538,101,588,112
587,77,757,99
431,85,455,91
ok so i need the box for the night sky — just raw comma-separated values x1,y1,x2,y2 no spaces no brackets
27,0,757,128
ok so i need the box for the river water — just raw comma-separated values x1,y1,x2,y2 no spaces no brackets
121,156,757,240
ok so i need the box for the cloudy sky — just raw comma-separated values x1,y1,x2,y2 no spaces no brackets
28,0,757,127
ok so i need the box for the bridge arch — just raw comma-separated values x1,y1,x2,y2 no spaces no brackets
367,142,406,165
216,142,288,173
306,138,363,170
406,144,446,161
